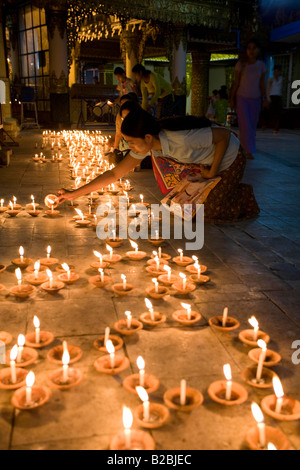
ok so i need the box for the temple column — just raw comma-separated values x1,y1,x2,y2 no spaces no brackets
167,26,187,115
46,4,69,127
191,49,210,116
0,2,11,121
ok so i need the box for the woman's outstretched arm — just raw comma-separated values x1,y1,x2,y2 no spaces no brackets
56,153,142,204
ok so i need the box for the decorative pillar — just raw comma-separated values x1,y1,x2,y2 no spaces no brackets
46,4,69,127
0,3,11,120
191,49,210,117
120,22,159,79
166,26,187,115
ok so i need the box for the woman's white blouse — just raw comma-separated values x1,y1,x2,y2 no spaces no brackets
129,127,240,173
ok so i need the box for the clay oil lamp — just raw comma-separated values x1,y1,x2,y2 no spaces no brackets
188,260,210,285
148,230,165,247
261,376,300,421
6,201,21,217
158,265,178,286
0,330,12,346
44,194,60,217
94,339,129,375
208,363,248,406
145,278,170,299
163,379,204,412
172,249,193,267
123,356,160,395
112,274,134,296
6,334,38,368
172,302,201,326
135,386,170,429
126,240,147,261
114,311,143,336
241,340,278,389
139,298,167,326
25,315,54,349
25,260,48,286
12,246,33,269
47,340,82,365
239,316,270,347
11,196,22,210
128,204,140,218
33,153,41,162
0,199,7,213
147,251,169,267
248,340,281,368
48,349,83,390
245,402,290,450
172,273,196,295
0,345,28,390
89,268,112,288
90,250,110,270
150,247,171,261
103,244,122,264
94,326,123,353
185,255,207,275
74,208,91,227
107,183,119,196
11,371,51,410
110,406,155,450
10,268,35,299
57,263,80,284
146,255,167,277
26,202,41,217
41,269,65,294
105,229,123,248
208,307,240,332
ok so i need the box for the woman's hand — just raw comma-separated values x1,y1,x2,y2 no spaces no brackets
187,166,214,181
56,189,75,205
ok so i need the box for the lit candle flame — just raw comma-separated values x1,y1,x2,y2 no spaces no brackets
223,363,232,381
10,344,18,361
33,315,40,328
251,402,264,423
15,268,22,282
145,298,153,310
136,386,149,403
62,350,70,366
61,263,70,272
129,240,138,251
122,405,133,430
272,376,284,399
19,246,24,257
257,339,267,350
34,260,40,272
17,334,25,347
26,371,35,387
106,339,115,355
248,316,259,329
137,356,145,371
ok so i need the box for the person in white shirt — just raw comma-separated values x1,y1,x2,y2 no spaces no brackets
56,104,260,223
267,65,283,134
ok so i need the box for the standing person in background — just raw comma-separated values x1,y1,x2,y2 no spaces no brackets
132,64,174,118
214,88,229,125
229,39,267,159
112,67,137,106
267,65,283,134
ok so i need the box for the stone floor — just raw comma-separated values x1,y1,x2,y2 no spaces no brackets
0,127,299,450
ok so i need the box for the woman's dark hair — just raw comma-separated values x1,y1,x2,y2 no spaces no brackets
218,88,228,100
120,92,139,104
114,67,125,75
121,105,211,138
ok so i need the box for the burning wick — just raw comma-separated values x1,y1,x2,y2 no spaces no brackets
145,298,155,321
47,245,51,259
125,311,132,329
17,334,25,363
106,340,115,368
121,274,126,290
62,263,71,280
15,268,22,291
273,376,284,414
251,402,266,448
178,248,183,262
179,273,187,290
137,356,145,387
46,269,53,288
33,315,40,344
62,349,70,383
152,278,159,293
256,339,267,382
136,386,150,422
10,345,18,384
19,246,24,263
248,316,259,341
123,406,133,449
25,371,35,406
164,265,171,281
181,302,191,320
98,268,104,283
223,364,232,400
